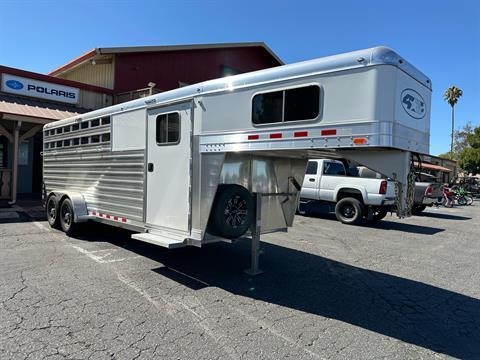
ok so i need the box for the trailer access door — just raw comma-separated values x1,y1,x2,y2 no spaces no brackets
146,103,192,233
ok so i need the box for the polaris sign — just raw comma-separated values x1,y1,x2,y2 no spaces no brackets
1,74,79,104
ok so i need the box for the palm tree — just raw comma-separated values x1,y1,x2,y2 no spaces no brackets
444,86,463,158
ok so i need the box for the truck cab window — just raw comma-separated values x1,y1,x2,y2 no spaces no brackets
156,113,180,145
305,161,318,175
323,162,346,176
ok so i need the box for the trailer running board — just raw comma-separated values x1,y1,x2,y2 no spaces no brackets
131,232,187,249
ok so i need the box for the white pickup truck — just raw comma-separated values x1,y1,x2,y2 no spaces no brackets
300,159,396,224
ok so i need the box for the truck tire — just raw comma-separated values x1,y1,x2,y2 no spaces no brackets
411,205,427,215
46,195,60,229
335,197,364,225
59,198,79,236
372,208,388,221
208,184,254,239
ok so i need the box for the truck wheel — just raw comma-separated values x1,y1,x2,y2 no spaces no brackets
372,208,388,221
208,184,254,239
59,198,78,236
335,197,364,225
46,195,60,229
411,205,426,215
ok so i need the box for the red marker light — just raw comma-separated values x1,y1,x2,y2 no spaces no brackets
270,133,282,139
321,129,337,136
294,131,308,137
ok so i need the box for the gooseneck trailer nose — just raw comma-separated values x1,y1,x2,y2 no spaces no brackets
42,46,431,257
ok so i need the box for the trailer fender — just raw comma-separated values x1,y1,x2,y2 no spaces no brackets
50,192,89,223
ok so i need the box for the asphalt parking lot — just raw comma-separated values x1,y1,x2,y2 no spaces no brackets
1,203,479,359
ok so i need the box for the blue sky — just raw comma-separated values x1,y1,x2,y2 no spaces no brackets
0,0,478,155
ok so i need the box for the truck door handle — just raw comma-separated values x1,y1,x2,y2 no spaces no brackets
309,178,315,182
148,163,154,172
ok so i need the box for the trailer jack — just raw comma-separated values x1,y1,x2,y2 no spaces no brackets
244,190,297,276
245,192,264,276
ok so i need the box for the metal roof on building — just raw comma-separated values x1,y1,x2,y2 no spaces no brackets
48,42,283,76
414,161,451,172
0,93,87,122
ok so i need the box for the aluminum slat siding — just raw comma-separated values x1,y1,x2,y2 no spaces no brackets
43,146,145,222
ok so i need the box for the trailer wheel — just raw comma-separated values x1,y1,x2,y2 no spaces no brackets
46,195,60,229
208,184,254,239
59,198,78,236
335,197,364,225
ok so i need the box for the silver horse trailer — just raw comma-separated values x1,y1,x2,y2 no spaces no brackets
42,46,431,254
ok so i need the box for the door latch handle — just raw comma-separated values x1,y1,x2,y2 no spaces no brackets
148,163,154,172
309,178,315,182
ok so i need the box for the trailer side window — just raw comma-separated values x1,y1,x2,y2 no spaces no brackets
252,85,320,125
305,161,318,175
284,86,320,122
252,91,283,124
156,113,180,145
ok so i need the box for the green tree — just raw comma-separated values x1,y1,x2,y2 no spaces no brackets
444,86,463,157
459,126,480,175
438,122,474,160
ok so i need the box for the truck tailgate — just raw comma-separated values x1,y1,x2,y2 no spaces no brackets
386,181,396,198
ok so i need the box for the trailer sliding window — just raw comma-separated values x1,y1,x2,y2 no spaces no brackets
252,85,320,125
156,113,180,145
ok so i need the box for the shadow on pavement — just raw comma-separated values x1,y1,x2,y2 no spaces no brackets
361,220,445,235
0,211,46,224
300,206,445,235
416,211,472,221
75,223,479,359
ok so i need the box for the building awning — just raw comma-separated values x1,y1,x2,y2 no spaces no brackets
414,161,451,172
0,93,87,122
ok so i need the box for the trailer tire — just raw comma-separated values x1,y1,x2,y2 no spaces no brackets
59,198,78,236
46,195,60,229
335,197,364,225
208,184,254,239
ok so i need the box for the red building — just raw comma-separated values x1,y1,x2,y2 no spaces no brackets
1,42,281,202
49,42,282,103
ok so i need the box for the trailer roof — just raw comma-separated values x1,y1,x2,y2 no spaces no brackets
45,46,432,129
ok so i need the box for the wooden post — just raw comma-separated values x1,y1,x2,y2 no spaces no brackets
8,121,21,205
